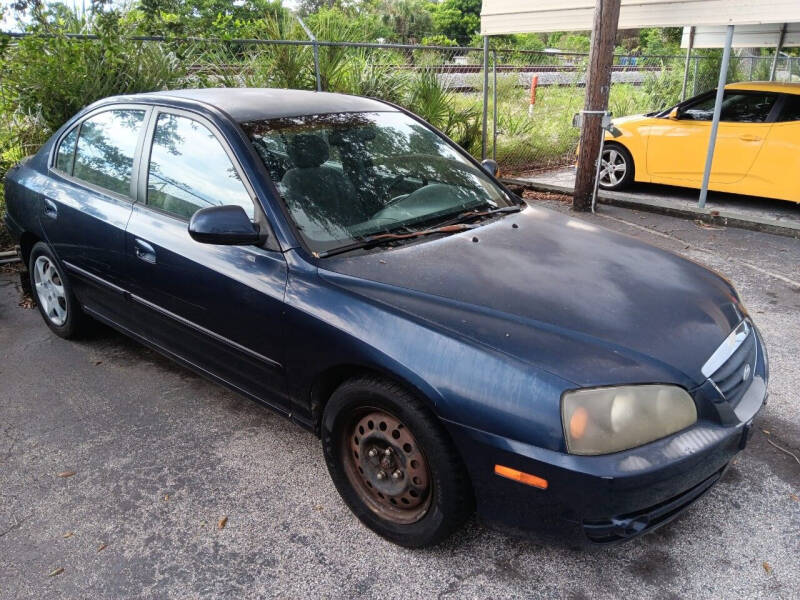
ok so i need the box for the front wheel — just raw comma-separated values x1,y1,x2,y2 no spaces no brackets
598,144,634,190
322,377,473,547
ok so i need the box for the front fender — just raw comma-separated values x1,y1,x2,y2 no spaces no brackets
282,252,572,452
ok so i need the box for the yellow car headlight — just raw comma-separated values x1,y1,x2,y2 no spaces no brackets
562,385,697,455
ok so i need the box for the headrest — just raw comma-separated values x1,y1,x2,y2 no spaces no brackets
287,134,329,168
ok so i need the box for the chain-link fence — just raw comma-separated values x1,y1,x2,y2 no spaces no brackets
1,33,796,181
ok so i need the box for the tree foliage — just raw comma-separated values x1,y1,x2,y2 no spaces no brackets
430,0,480,45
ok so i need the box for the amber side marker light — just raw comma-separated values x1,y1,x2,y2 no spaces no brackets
494,465,548,490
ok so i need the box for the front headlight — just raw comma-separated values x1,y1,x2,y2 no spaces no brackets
561,385,697,455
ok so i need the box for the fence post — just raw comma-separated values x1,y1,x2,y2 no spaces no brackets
295,13,321,91
482,35,489,160
492,49,498,162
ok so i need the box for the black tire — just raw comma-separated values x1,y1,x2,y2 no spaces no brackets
28,242,87,339
322,376,473,547
598,143,635,191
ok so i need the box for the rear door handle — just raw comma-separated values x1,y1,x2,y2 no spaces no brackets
134,238,156,264
43,198,58,219
739,134,762,142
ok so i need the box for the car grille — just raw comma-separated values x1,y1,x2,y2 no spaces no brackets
704,321,758,408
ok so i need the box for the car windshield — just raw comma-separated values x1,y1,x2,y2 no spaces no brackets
242,111,514,254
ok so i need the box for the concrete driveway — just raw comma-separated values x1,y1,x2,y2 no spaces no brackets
1,200,798,599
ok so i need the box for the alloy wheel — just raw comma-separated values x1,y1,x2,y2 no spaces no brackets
33,255,68,326
600,147,627,187
341,409,432,524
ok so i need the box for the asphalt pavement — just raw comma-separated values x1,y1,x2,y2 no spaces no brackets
1,199,798,599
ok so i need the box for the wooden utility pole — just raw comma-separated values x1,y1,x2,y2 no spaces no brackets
573,0,621,211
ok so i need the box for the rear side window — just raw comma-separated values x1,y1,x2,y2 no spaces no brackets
146,113,254,220
777,94,800,121
55,127,78,173
73,109,146,197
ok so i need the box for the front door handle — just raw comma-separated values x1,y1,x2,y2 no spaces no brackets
739,134,762,142
133,238,156,264
43,198,58,219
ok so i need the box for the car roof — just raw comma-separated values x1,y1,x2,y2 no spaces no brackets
725,81,800,95
112,88,397,122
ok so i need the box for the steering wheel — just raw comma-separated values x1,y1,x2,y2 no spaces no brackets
385,174,408,197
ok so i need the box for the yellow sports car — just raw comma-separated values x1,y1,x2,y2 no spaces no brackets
600,82,800,203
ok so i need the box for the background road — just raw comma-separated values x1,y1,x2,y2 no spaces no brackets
1,199,798,599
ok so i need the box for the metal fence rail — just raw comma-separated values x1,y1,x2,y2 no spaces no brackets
1,32,795,177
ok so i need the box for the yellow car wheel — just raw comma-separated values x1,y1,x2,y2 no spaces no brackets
599,143,635,191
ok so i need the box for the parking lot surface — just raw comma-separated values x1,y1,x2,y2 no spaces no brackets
1,200,798,599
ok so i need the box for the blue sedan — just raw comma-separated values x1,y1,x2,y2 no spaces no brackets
3,88,768,547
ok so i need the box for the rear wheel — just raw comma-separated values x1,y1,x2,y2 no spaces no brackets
29,242,87,339
322,377,473,547
598,143,634,190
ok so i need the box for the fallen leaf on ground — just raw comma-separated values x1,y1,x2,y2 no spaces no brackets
48,568,64,577
790,494,798,502
57,471,76,478
762,429,770,435
94,360,103,366
62,531,74,539
97,543,107,552
763,562,772,574
217,516,228,530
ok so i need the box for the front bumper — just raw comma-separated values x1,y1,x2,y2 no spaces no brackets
444,395,763,545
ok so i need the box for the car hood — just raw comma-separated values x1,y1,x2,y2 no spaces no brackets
612,114,650,126
320,205,743,388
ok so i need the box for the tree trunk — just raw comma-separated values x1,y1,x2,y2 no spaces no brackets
573,0,621,211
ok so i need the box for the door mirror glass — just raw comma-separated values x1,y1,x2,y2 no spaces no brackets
481,158,498,176
188,205,261,245
668,107,680,121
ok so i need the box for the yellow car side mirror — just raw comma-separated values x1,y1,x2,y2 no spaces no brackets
668,107,680,121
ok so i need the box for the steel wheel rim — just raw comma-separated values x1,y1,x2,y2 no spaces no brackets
600,148,627,186
341,408,432,524
33,256,68,326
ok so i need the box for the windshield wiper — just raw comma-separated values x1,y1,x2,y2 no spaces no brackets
314,223,477,259
435,204,522,228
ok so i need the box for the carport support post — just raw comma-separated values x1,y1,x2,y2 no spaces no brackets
770,23,787,81
698,24,734,210
573,0,621,212
681,26,694,101
482,35,490,160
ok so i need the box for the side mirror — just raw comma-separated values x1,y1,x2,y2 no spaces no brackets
189,205,261,245
668,107,681,121
481,158,498,176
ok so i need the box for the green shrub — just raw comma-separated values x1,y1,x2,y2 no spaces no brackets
332,56,409,103
406,72,482,154
5,23,187,132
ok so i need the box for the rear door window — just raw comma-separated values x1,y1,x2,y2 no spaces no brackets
777,94,800,121
73,109,146,197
